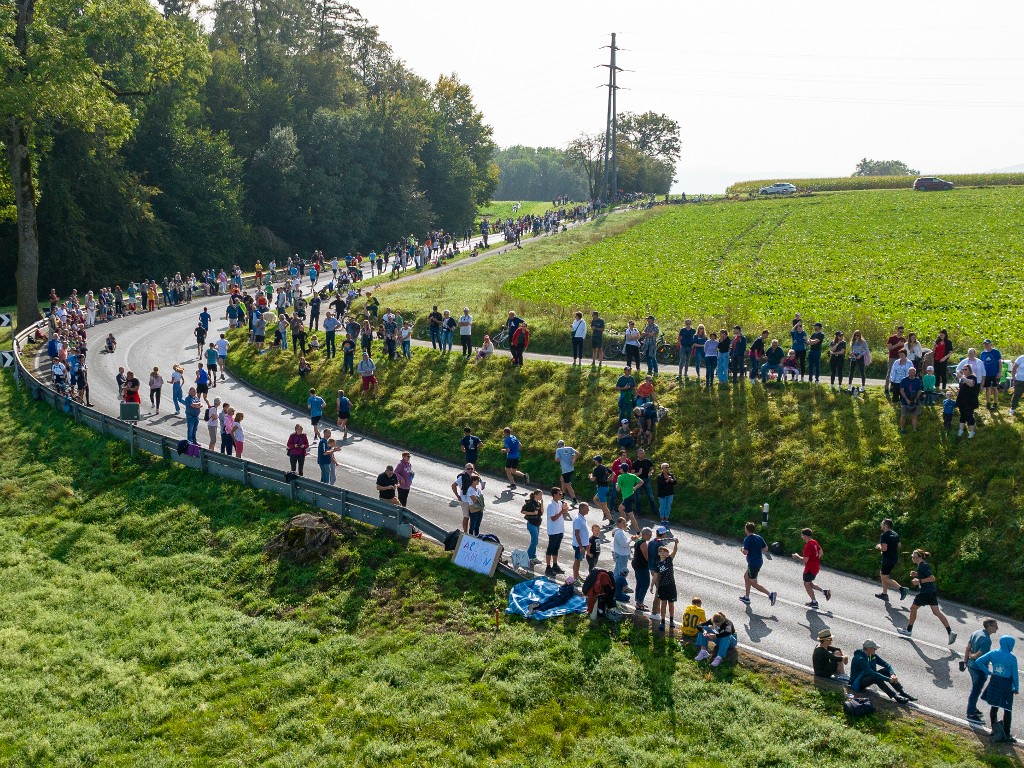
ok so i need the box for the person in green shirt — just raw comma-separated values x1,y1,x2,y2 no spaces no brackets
922,365,937,406
616,471,643,531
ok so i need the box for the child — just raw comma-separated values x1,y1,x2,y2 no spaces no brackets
782,349,800,381
308,335,321,355
942,390,957,432
923,365,937,406
636,375,655,406
656,539,679,633
678,597,707,645
586,524,602,572
327,438,339,485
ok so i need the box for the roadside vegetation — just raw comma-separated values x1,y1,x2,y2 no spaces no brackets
229,342,1024,619
0,375,1002,766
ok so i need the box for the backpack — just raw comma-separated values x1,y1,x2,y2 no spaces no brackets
769,541,785,556
843,696,876,718
443,530,461,551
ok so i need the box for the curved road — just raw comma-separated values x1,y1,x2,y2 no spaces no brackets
63,270,1020,742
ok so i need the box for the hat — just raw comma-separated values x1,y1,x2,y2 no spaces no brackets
621,418,629,424
655,525,669,535
926,365,934,371
564,575,575,585
837,330,844,335
817,629,833,640
862,639,879,649
984,338,993,344
556,439,565,447
592,454,603,462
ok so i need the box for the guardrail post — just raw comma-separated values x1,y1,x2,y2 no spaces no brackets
339,489,347,518
242,460,249,488
200,449,208,474
99,413,108,436
129,426,136,457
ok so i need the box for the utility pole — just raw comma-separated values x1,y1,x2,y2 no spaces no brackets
600,33,621,205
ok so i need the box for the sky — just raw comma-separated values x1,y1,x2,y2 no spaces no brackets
353,0,1024,192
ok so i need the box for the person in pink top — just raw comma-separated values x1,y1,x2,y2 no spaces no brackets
395,451,414,507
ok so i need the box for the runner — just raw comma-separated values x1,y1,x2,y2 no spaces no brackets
897,549,958,645
194,321,207,360
545,487,570,576
215,334,229,381
790,528,832,608
739,522,776,607
615,466,643,532
335,389,351,439
554,440,579,503
307,388,326,438
589,454,613,526
195,363,211,407
205,343,219,388
460,427,482,466
501,427,530,489
875,518,908,601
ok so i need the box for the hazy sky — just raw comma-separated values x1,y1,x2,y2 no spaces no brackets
355,1,1024,192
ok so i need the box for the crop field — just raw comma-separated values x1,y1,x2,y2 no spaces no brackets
506,186,1024,352
727,172,1024,194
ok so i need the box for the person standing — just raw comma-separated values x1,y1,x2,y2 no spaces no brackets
899,367,924,434
395,451,413,507
748,329,768,382
641,315,660,376
622,320,642,370
933,329,953,391
571,502,590,580
655,539,679,633
501,427,530,488
888,349,912,406
1011,353,1024,416
170,364,186,415
677,319,696,380
441,310,456,354
590,310,605,367
428,305,443,350
357,353,378,398
729,325,747,383
612,517,632,584
451,464,477,534
702,330,718,387
148,367,164,414
956,364,981,438
458,307,473,357
465,475,485,537
655,463,676,524
615,366,636,421
715,329,730,384
848,330,869,393
828,331,847,389
287,424,309,476
570,312,587,365
897,549,957,645
615,466,643,533
220,405,235,456
875,518,908,601
230,412,245,458
307,388,326,438
807,322,825,383
884,324,907,397
323,312,339,359
205,398,221,451
554,440,579,503
184,387,202,444
521,489,544,565
980,339,1003,410
545,488,570,576
632,447,656,518
976,635,1019,744
791,528,832,608
965,618,1000,723
739,522,776,607
789,320,809,381
317,428,333,484
510,321,529,366
632,527,653,612
376,465,400,506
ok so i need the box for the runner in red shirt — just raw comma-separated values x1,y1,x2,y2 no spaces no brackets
792,527,832,609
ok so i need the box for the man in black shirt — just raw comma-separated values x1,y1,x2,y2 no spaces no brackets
590,311,606,367
808,322,826,383
460,427,482,465
632,447,656,517
376,466,399,505
428,305,444,349
876,518,908,601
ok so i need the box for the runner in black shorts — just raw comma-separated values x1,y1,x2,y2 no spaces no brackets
875,518,907,601
897,549,957,645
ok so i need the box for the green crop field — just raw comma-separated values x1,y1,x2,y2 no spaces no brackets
0,376,994,767
726,172,1024,194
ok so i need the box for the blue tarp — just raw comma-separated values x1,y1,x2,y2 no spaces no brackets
506,577,588,620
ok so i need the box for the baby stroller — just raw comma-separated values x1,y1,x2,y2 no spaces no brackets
581,569,620,624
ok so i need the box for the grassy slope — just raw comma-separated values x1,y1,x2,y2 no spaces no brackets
365,188,1024,361
0,379,999,767
230,342,1024,619
477,200,561,223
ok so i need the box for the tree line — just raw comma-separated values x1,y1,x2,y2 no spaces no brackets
0,0,497,327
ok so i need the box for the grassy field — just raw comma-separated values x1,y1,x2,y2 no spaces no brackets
360,187,1024,365
477,200,566,223
229,341,1024,619
0,375,1001,766
727,173,1024,194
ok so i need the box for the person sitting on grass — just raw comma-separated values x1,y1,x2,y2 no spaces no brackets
760,339,785,382
782,349,800,381
849,639,917,703
616,419,636,450
694,612,737,667
307,335,321,356
635,375,655,407
474,335,494,363
525,576,576,618
297,356,312,378
812,629,849,682
677,597,707,646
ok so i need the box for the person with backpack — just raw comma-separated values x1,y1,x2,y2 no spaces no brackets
501,427,530,488
850,639,917,704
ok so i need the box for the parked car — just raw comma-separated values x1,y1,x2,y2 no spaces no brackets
913,177,954,191
759,182,797,195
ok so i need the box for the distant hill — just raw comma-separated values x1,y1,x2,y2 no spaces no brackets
989,163,1024,173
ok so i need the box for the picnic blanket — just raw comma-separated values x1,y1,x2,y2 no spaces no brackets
506,577,587,620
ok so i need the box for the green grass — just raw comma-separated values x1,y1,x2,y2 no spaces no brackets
0,368,1004,766
230,342,1024,619
359,187,1024,365
727,173,1024,194
477,200,564,223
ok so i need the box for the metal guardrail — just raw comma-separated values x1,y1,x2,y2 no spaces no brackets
10,320,451,546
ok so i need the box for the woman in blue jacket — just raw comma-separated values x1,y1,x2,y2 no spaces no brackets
977,635,1019,744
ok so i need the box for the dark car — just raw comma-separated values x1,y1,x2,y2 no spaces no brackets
913,177,954,191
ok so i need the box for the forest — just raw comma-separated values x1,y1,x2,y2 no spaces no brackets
0,0,498,304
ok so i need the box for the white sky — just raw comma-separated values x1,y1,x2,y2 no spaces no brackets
355,1,1024,192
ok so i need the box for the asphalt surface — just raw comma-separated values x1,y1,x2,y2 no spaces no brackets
38,250,1017,741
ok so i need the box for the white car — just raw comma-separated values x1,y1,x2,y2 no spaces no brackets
759,182,797,195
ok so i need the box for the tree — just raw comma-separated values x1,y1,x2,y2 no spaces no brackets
2,0,188,331
853,158,919,177
492,146,587,201
618,111,682,167
565,132,606,202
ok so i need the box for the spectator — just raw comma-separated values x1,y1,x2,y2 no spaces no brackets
231,412,245,458
702,329,718,387
641,315,660,376
976,635,1019,744
899,367,923,434
828,331,846,389
376,465,400,506
980,339,1002,410
678,597,706,645
571,502,591,580
520,489,544,565
635,375,655,407
357,353,378,398
615,366,636,421
616,419,636,450
848,330,869,393
677,319,696,380
395,451,414,506
655,463,676,524
922,365,937,406
1011,353,1024,416
905,332,924,374
889,349,912,405
850,639,916,703
545,487,570,576
694,324,709,382
760,339,784,382
525,576,575,618
730,325,747,383
790,321,808,380
807,322,825,383
590,310,606,368
286,424,309,476
474,335,494,363
782,349,800,381
748,329,769,382
297,356,312,377
956,365,981,438
965,618,1000,724
715,329,730,384
812,629,849,682
510,321,529,366
694,612,737,667
611,517,631,580
458,307,473,357
933,329,953,391
623,320,641,370
884,325,907,397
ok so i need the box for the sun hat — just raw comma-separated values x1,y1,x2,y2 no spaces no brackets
818,629,833,640
620,419,629,424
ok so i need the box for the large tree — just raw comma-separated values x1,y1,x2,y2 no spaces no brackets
853,158,919,177
565,132,606,202
1,0,188,331
618,111,682,167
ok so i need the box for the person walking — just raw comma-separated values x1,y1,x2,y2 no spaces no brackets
148,367,164,414
850,639,917,703
976,635,1019,744
357,353,378,398
965,618,1000,723
740,521,776,607
170,364,186,415
545,488,570,576
897,549,957,645
521,489,544,566
501,427,530,489
570,312,586,365
287,424,309,476
554,440,579,503
875,518,908,601
791,528,832,608
395,451,413,507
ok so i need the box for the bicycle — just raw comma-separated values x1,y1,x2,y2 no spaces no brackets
655,333,679,365
490,327,511,349
602,329,622,361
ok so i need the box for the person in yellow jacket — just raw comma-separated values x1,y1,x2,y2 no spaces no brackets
679,597,707,644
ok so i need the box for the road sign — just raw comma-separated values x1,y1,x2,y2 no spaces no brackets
0,350,14,368
0,314,11,328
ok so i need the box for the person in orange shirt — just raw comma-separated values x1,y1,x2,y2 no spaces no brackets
636,375,656,406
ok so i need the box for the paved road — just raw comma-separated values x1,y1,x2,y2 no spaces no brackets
56,282,1019,740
